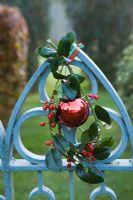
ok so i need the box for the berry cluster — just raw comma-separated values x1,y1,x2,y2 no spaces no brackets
40,100,57,129
39,100,63,147
66,144,96,169
81,143,96,161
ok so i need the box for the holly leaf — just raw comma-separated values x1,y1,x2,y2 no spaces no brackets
75,74,86,83
94,105,111,125
45,148,62,171
54,109,60,123
93,147,111,160
66,31,76,45
81,122,98,145
62,81,77,100
100,136,114,147
67,149,75,159
46,38,57,49
57,36,71,57
68,74,80,93
69,143,77,153
47,57,59,72
76,164,104,184
56,84,63,99
38,47,57,58
53,134,70,154
52,71,67,80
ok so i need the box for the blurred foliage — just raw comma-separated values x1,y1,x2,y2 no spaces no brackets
0,5,29,125
66,0,133,84
1,0,49,79
116,34,133,119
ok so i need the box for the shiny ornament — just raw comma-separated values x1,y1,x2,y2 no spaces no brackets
58,98,89,127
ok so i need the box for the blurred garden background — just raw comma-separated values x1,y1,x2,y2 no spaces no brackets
0,0,133,199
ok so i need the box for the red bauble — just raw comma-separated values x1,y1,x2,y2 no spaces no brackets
58,98,89,128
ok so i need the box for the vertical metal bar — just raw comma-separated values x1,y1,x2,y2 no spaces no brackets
4,171,14,200
38,171,43,190
69,171,74,200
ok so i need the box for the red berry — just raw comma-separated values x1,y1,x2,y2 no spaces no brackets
48,114,51,119
85,143,91,149
43,106,47,110
40,122,46,127
67,158,74,162
50,112,55,117
43,104,49,110
87,152,92,157
91,157,96,161
67,163,72,168
50,122,56,128
57,131,61,135
45,140,53,146
81,151,88,157
95,95,100,100
89,145,94,153
49,104,56,110
48,113,54,119
85,144,94,153
88,94,99,100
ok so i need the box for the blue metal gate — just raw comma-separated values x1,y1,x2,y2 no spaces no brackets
0,44,133,199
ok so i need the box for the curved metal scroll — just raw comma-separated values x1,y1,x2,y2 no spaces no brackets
28,171,55,200
90,183,117,200
0,195,5,200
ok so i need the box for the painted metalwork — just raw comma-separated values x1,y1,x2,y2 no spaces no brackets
0,44,133,199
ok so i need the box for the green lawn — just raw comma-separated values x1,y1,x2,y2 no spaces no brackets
1,84,133,199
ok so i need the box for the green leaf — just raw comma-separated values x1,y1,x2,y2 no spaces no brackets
76,164,104,184
57,36,71,57
54,109,60,123
88,122,99,138
56,84,63,98
81,122,98,145
94,105,111,125
45,148,62,171
62,81,77,100
75,74,86,83
53,134,70,154
100,136,114,147
38,47,57,58
68,74,80,93
66,31,76,44
67,149,75,159
47,57,59,72
67,143,78,159
93,147,111,160
47,38,57,49
70,143,77,153
81,130,90,145
52,71,67,80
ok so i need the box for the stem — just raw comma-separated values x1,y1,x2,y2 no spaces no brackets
47,39,57,50
83,94,102,132
51,64,64,99
78,127,84,132
89,102,99,123
67,64,74,74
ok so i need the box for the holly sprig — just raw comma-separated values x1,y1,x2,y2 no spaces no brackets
38,32,114,184
38,31,85,100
